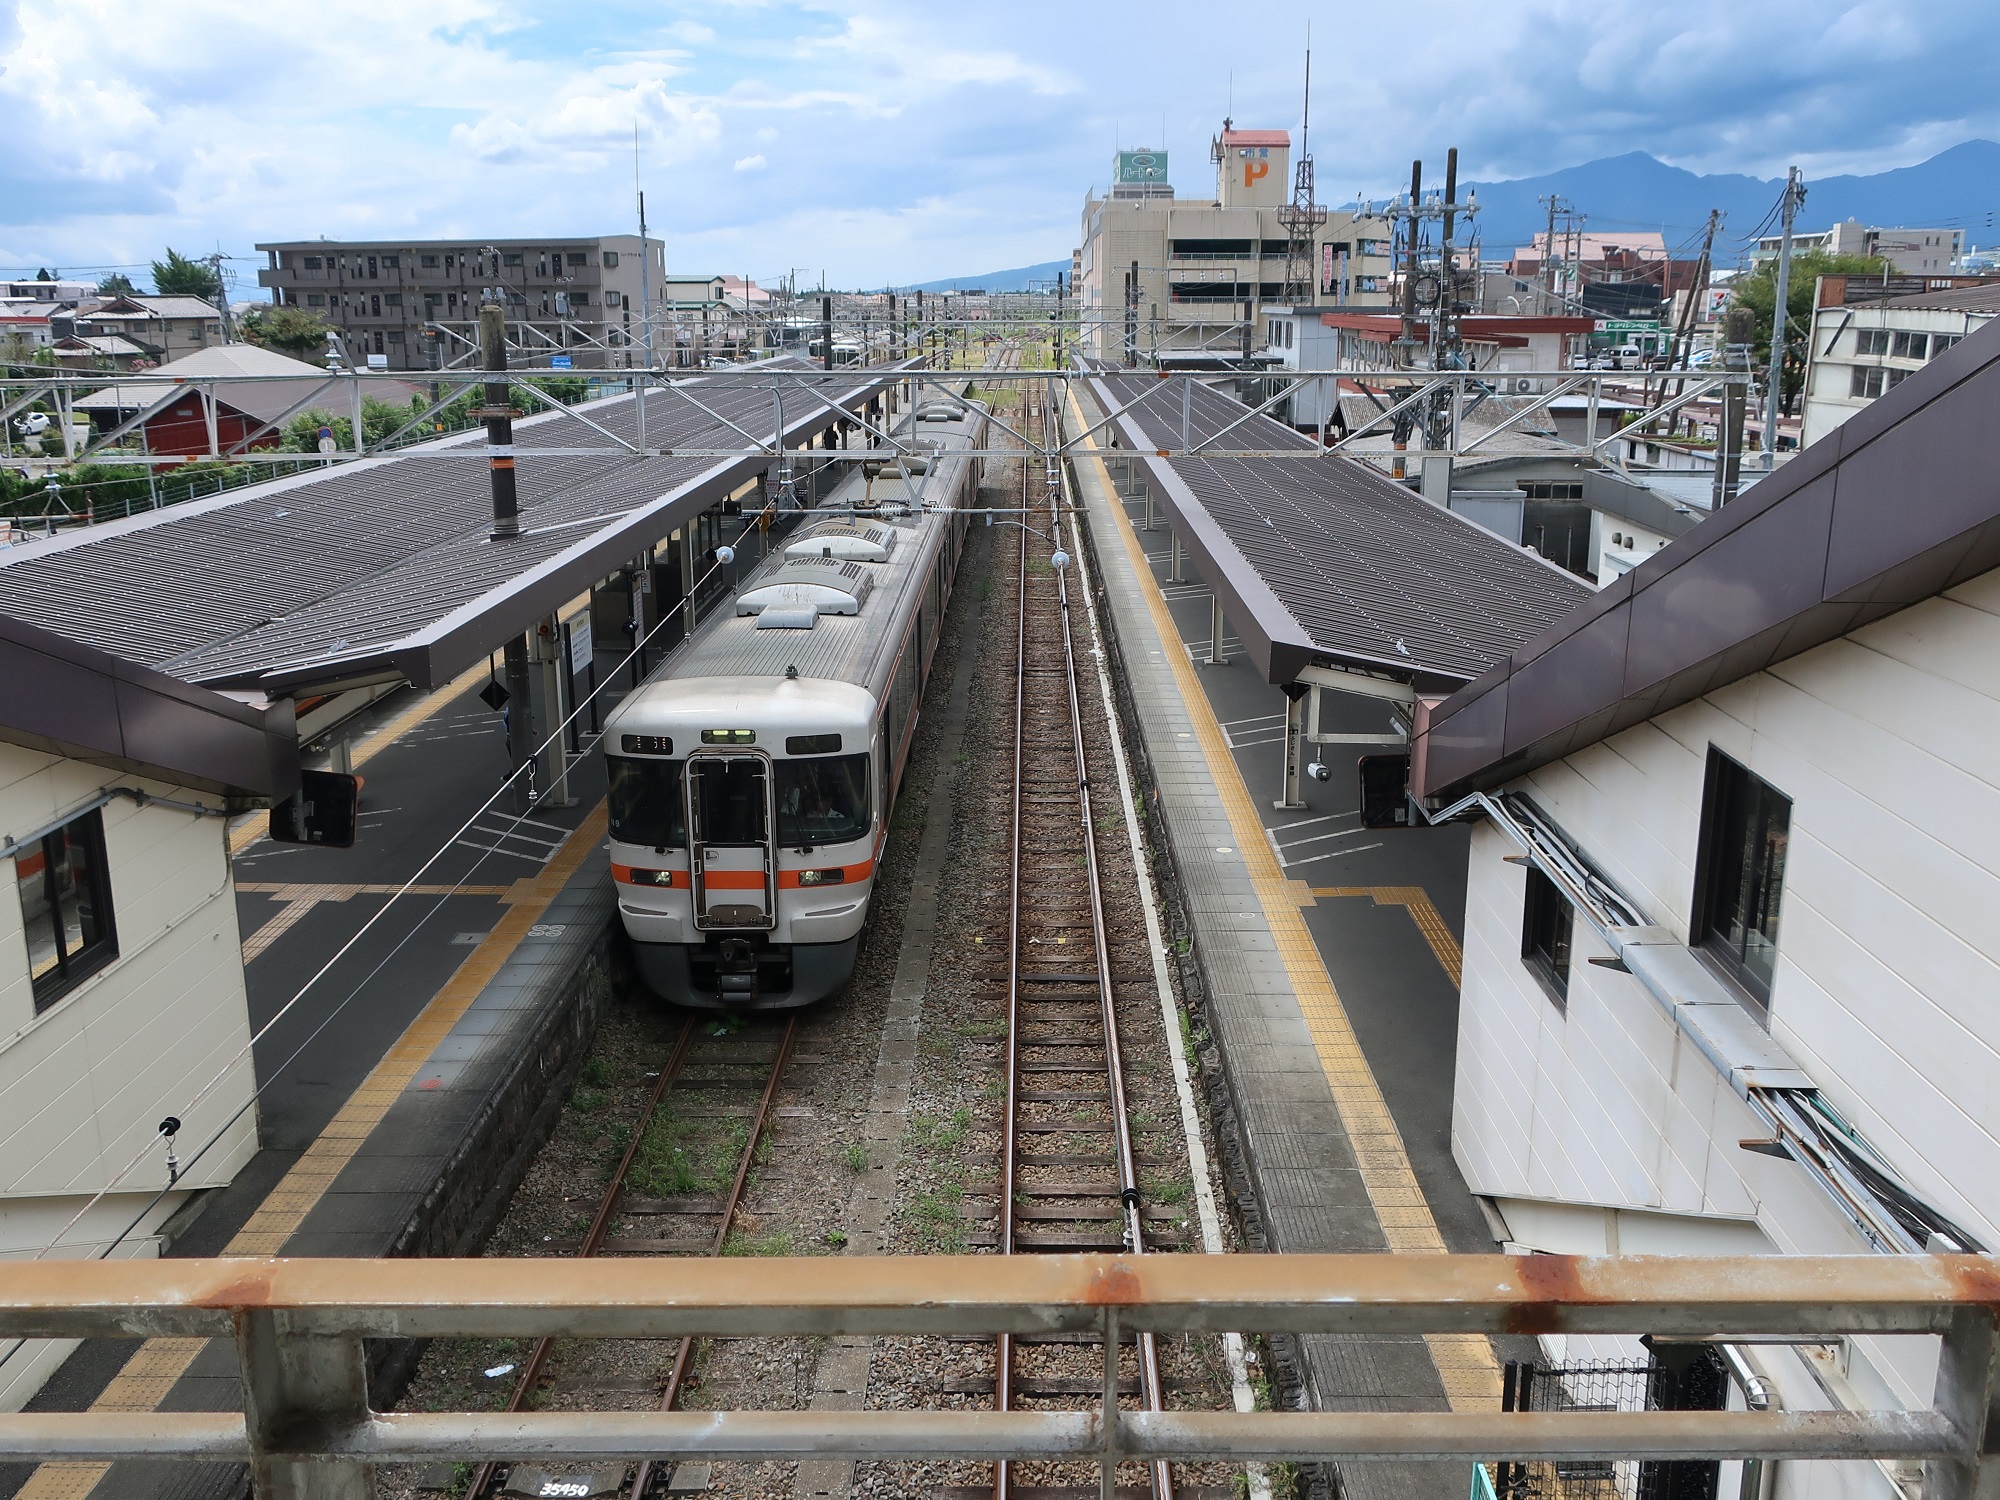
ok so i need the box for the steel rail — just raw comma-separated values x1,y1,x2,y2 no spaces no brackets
466,1013,798,1500
994,359,1031,1500
462,1015,700,1500
628,1012,800,1498
1044,396,1174,1500
991,378,1173,1500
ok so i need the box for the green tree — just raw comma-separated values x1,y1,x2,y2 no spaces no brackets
1730,251,1886,410
150,248,223,305
242,305,332,360
281,397,425,453
96,272,136,295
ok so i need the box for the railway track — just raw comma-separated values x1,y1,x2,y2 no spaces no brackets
990,388,1175,1500
466,1014,798,1500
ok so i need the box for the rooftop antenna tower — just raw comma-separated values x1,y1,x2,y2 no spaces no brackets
1278,37,1327,307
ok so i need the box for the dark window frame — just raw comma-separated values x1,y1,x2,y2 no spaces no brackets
1520,864,1572,1010
17,806,119,1011
1690,747,1792,1013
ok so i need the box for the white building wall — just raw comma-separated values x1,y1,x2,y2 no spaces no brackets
1802,303,1994,446
1456,568,2000,1485
0,742,258,1408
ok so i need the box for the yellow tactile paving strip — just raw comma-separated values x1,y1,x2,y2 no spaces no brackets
1315,886,1465,989
21,805,609,1500
1068,391,1501,1411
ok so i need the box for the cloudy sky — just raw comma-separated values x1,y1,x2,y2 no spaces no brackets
3,0,1999,292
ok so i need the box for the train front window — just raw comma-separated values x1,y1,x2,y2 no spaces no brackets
607,757,686,849
691,757,768,845
777,754,871,848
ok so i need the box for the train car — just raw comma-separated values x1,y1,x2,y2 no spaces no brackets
602,396,986,1008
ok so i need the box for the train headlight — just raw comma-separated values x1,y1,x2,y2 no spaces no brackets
797,868,846,886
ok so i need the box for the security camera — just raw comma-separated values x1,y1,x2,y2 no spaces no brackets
1306,762,1332,783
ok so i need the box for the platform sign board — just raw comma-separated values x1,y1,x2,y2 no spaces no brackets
1115,150,1169,185
550,354,573,369
567,615,592,676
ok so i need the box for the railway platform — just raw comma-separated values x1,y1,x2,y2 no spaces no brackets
1066,389,1521,1500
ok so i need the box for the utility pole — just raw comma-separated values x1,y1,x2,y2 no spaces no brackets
1762,166,1806,467
821,295,834,371
204,253,235,342
1539,196,1562,313
1658,208,1723,434
1398,159,1423,365
1124,262,1140,368
636,169,653,450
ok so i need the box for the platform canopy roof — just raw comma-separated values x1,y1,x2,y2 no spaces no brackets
0,361,896,699
1087,374,1591,695
1413,315,2000,803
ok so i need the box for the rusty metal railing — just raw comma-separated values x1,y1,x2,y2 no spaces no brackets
0,1254,1996,1499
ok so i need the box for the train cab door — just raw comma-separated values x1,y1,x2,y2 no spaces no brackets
686,753,776,930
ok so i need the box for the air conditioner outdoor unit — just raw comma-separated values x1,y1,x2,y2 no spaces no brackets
1512,377,1536,394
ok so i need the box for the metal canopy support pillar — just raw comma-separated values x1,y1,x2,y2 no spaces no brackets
1168,530,1184,584
534,614,574,808
1275,685,1308,810
1207,594,1225,667
1929,1309,2000,1500
505,633,536,815
235,1310,369,1500
1139,482,1155,533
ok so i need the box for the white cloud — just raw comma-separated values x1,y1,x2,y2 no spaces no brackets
3,0,1999,285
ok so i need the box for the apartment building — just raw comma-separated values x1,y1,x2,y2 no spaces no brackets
1800,279,2000,446
1413,317,2000,1500
60,294,226,364
1074,126,1395,362
0,614,296,1410
256,235,665,371
1753,218,1965,273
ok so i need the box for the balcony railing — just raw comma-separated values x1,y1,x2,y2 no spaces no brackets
0,1255,1997,1498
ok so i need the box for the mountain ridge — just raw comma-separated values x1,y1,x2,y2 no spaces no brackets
919,141,2000,288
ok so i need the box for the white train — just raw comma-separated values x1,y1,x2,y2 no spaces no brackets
601,397,985,1008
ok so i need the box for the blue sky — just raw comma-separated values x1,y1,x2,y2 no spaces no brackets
4,0,1999,292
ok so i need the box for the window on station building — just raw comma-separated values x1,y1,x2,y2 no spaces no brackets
306,293,326,307
381,255,400,269
1855,328,1891,356
420,255,439,269
503,253,525,267
1891,330,1929,360
17,806,118,1011
567,251,588,266
1692,747,1791,1012
302,255,323,270
602,251,620,268
1519,865,1572,1009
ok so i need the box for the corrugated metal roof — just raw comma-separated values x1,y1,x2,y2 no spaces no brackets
0,362,894,693
1093,374,1590,689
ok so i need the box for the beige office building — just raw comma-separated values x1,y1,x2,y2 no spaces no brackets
1075,126,1396,362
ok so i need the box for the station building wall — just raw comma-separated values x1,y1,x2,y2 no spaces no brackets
0,741,258,1409
1453,564,2000,1497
